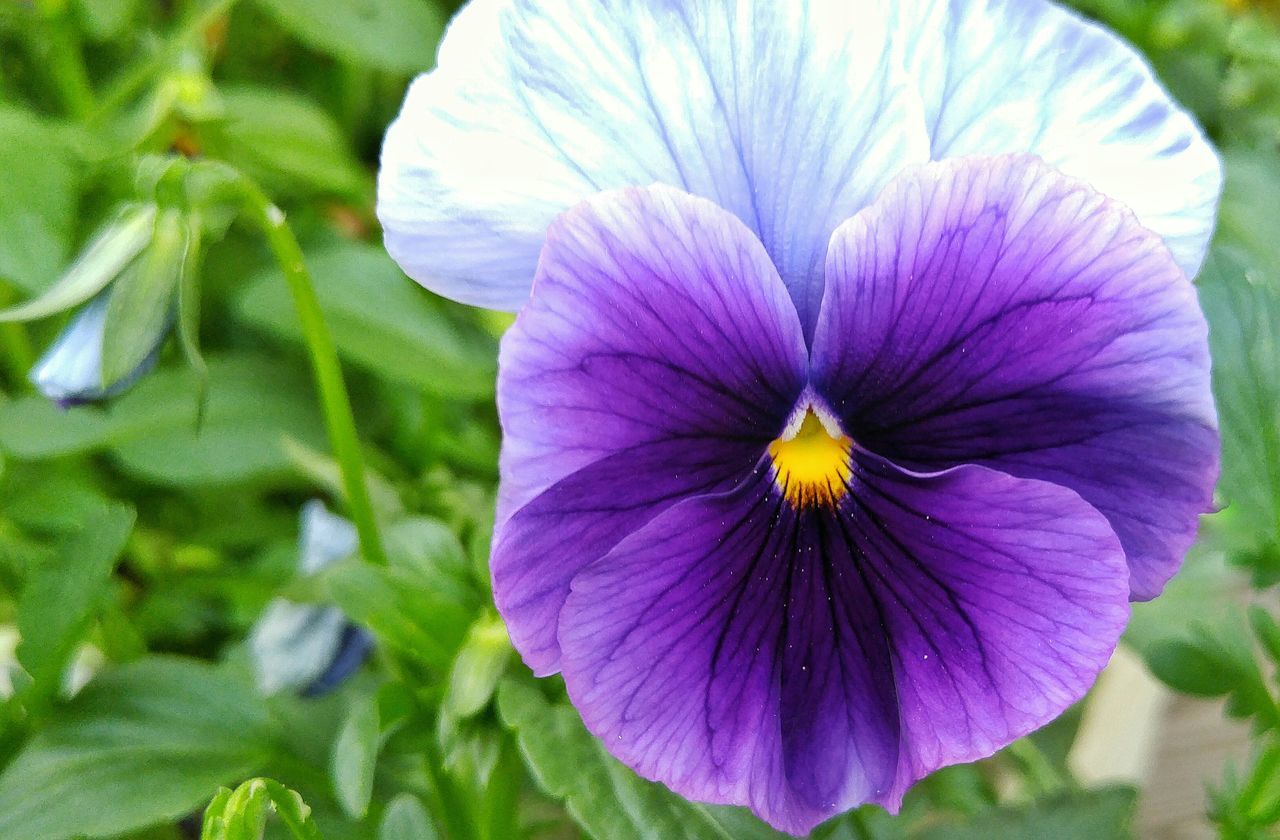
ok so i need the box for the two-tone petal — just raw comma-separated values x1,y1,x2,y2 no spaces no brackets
892,0,1221,278
250,501,374,696
29,295,163,407
378,0,924,328
378,0,1219,329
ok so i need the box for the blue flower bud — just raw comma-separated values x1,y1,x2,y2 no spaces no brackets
28,295,163,408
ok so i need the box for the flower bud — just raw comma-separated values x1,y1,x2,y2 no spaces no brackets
25,206,193,406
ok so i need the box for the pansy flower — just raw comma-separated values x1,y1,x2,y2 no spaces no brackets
377,0,1220,833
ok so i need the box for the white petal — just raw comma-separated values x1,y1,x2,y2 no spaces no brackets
298,499,359,574
377,0,928,329
249,600,348,695
29,296,109,403
894,0,1221,278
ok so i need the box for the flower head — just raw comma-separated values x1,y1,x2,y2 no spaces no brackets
376,0,1221,833
489,157,1216,833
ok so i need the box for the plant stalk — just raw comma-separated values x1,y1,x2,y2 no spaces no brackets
237,179,388,567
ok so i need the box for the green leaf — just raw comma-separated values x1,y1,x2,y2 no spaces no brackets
0,657,275,840
0,204,156,322
325,554,473,673
497,676,787,840
73,0,140,40
15,502,135,712
101,208,186,385
1219,150,1280,280
384,516,474,592
1145,638,1238,697
0,354,327,486
201,778,322,840
0,462,115,534
0,107,79,295
1146,620,1280,727
201,788,235,840
1198,248,1280,549
444,613,512,718
204,86,367,199
1237,741,1280,825
912,786,1137,840
379,794,439,840
331,695,380,819
0,398,113,459
1250,607,1280,672
250,0,447,73
235,242,496,401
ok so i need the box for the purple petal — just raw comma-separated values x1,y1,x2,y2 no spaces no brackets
493,185,807,672
557,454,1128,834
845,455,1128,800
812,154,1218,599
492,438,759,675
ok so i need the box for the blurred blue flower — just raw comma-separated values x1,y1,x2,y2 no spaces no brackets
29,295,165,408
250,500,373,696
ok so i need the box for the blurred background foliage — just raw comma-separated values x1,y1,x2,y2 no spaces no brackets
0,0,1276,838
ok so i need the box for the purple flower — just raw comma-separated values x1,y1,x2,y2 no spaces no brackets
490,158,1216,833
376,0,1221,833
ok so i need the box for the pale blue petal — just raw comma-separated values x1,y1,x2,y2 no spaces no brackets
298,499,360,573
894,0,1221,278
377,0,927,330
249,600,348,695
29,295,162,406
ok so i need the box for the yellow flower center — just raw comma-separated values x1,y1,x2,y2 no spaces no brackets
767,408,853,509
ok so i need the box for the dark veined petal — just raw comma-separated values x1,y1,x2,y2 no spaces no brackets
812,154,1218,599
894,0,1220,278
557,454,1128,834
378,0,927,329
493,185,807,673
493,440,760,675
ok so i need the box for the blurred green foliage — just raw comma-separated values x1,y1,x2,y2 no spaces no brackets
0,0,1275,838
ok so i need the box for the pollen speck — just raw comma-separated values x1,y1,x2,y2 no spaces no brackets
768,408,853,509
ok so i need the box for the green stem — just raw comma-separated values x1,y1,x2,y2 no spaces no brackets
1007,738,1064,796
236,179,388,567
28,4,95,119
